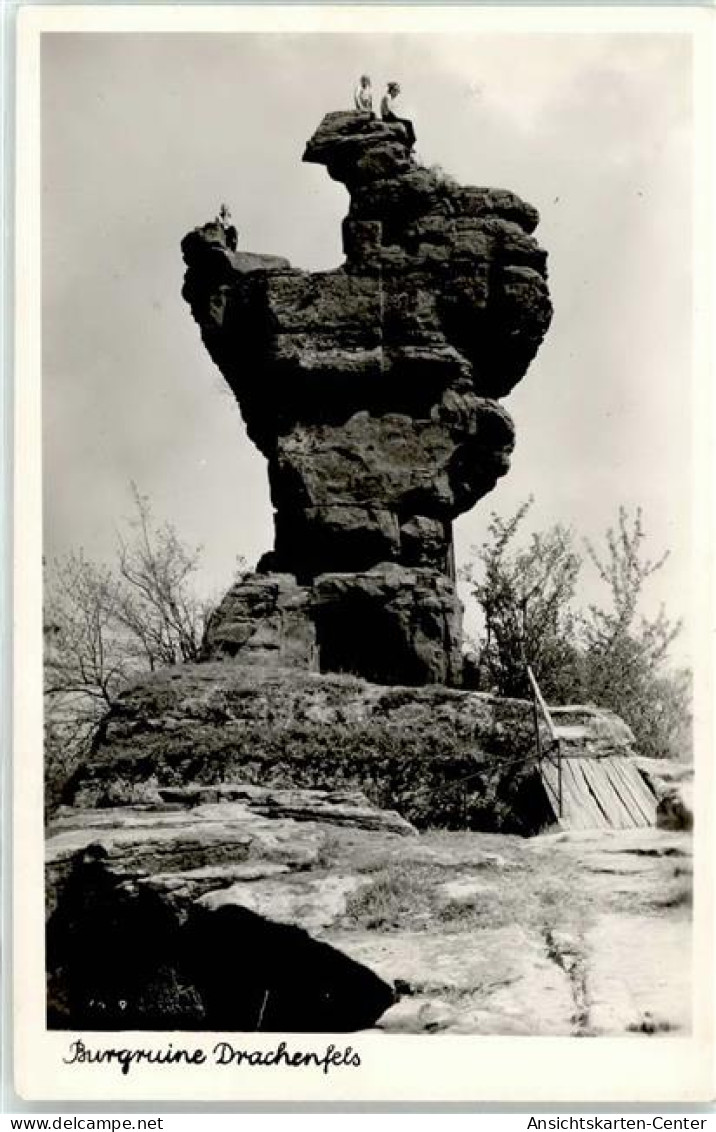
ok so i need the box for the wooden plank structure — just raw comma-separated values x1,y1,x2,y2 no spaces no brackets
527,667,656,832
539,753,656,831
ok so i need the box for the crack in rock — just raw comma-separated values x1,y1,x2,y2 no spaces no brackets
543,926,591,1036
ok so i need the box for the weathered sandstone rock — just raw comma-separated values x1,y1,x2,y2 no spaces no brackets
182,111,552,684
656,782,694,832
203,564,463,686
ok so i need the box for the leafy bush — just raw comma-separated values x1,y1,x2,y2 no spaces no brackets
463,499,691,762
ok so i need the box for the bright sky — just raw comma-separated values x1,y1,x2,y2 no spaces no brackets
41,30,694,662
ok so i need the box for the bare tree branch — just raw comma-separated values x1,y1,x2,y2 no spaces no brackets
43,488,237,814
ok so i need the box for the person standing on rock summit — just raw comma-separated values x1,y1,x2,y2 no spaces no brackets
216,203,238,251
354,74,373,113
380,81,415,148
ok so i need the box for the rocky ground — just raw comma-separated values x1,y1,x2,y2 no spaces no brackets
46,785,691,1036
324,823,691,1036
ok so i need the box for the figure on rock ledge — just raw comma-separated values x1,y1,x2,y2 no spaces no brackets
181,110,553,687
216,202,238,251
353,74,374,113
380,81,416,149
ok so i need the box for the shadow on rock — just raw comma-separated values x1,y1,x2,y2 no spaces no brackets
47,845,395,1032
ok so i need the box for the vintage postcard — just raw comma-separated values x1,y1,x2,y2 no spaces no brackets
11,2,716,1105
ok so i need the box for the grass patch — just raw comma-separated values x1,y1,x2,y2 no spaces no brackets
339,852,560,934
342,864,434,930
313,831,346,870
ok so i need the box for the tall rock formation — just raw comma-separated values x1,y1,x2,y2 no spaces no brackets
182,111,553,686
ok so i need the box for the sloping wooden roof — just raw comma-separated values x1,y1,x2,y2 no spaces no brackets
540,754,656,831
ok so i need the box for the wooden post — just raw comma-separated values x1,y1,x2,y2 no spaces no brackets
527,665,563,819
532,696,542,764
526,666,558,740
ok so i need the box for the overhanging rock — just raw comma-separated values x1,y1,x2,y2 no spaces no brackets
46,805,400,1032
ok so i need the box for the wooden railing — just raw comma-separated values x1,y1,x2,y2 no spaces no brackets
527,665,563,818
414,667,564,826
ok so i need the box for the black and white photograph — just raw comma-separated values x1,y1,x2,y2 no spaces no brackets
11,3,715,1104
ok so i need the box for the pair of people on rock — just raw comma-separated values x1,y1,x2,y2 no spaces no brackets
353,76,416,149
